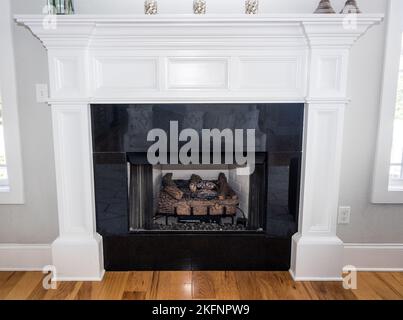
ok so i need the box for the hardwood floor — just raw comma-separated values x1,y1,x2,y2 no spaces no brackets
0,271,402,300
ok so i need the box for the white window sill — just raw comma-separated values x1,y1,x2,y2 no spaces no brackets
389,186,403,192
0,185,10,193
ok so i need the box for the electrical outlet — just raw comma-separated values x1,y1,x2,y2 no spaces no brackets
36,84,49,103
338,206,351,225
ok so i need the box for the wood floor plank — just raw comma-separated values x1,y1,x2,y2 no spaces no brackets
0,272,26,299
145,271,160,300
208,271,241,300
192,271,217,299
0,272,14,287
122,291,147,300
0,271,402,300
391,272,403,287
234,272,264,300
75,281,100,300
304,281,357,300
257,272,315,300
125,271,154,292
42,281,83,300
353,272,402,300
3,272,44,300
123,271,154,300
148,271,192,300
27,279,51,300
92,272,129,300
375,273,403,298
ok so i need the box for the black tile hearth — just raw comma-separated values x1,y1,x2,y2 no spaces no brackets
103,234,291,271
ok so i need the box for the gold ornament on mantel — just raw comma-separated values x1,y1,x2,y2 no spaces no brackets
314,0,336,14
340,0,361,14
193,0,206,14
245,0,259,15
144,0,157,15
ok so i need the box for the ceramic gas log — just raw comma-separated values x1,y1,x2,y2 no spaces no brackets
157,172,239,219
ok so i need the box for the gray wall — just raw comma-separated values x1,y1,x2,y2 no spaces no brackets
1,0,402,244
339,0,403,243
0,0,58,243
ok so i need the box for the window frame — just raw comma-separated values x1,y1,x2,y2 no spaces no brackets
0,0,24,203
372,0,403,203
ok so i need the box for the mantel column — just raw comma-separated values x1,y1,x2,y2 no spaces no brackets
290,101,346,280
51,103,104,281
47,46,104,280
291,25,355,280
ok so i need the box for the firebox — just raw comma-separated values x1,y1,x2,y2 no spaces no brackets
92,103,303,270
127,153,268,232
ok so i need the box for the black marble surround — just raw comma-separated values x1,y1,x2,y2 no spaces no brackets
91,104,304,271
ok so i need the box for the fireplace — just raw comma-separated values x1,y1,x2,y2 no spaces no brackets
16,14,382,280
91,103,303,269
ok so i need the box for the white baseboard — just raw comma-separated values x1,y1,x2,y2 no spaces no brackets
0,244,52,271
52,269,106,282
289,269,342,281
343,243,403,271
0,243,402,274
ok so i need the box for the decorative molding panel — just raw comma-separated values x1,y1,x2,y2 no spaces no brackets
51,104,96,236
317,56,341,90
93,56,159,96
89,53,306,99
49,51,88,98
309,50,349,99
296,104,345,236
52,57,81,96
238,55,304,94
167,58,229,90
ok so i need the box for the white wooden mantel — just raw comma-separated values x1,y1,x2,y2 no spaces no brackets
15,14,383,281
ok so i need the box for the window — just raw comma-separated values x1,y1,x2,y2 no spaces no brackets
0,0,24,204
372,0,403,203
389,40,403,191
0,97,9,189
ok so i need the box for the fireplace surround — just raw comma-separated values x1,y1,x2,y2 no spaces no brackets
91,103,303,270
15,14,383,280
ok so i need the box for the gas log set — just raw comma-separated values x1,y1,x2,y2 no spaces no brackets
157,173,241,225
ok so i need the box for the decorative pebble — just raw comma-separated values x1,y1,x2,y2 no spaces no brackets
152,222,246,231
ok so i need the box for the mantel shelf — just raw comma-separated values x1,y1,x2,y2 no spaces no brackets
15,13,384,51
15,13,384,23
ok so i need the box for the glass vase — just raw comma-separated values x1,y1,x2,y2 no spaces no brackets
47,0,74,15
